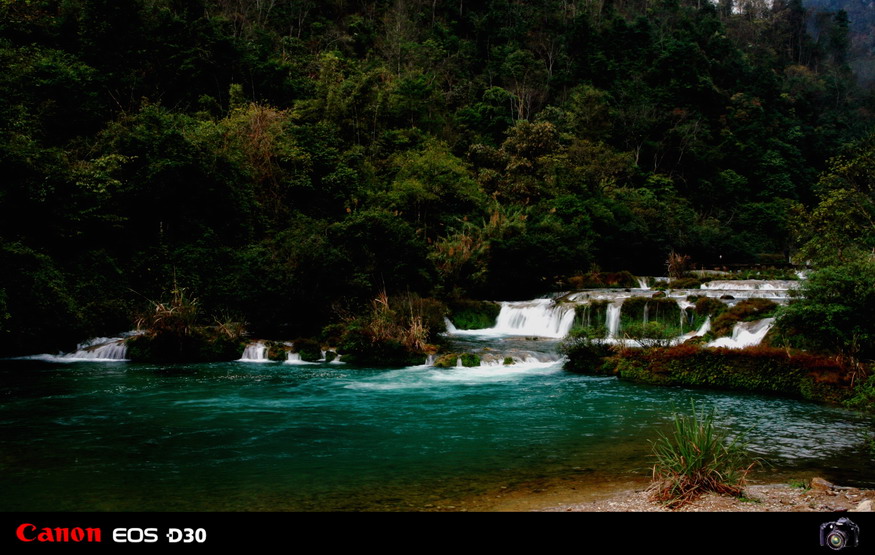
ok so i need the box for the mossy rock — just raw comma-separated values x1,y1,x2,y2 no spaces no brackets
126,331,244,363
447,299,501,330
293,337,322,362
434,352,481,367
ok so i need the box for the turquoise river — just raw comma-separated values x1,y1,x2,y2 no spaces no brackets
1,349,873,511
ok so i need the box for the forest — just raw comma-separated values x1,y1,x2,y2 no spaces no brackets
2,0,875,366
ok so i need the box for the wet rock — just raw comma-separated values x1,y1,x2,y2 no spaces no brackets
811,477,834,491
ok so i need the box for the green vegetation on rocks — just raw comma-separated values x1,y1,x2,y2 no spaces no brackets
126,286,246,363
610,345,855,404
447,299,500,330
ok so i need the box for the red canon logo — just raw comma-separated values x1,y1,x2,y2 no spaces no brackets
16,523,102,543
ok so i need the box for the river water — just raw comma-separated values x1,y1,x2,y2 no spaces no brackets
1,352,872,511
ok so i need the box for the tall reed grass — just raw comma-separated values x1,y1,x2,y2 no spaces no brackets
649,402,757,509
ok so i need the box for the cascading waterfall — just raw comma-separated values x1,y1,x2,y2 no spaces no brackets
445,277,795,350
62,338,129,361
239,342,269,362
707,318,775,349
606,302,622,339
448,299,576,338
47,278,796,367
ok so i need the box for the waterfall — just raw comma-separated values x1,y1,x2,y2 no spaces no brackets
446,299,576,338
286,352,317,364
239,342,269,362
62,338,129,361
637,277,650,290
606,302,622,339
707,318,774,349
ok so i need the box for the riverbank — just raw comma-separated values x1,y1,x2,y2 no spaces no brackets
538,481,875,512
420,473,875,512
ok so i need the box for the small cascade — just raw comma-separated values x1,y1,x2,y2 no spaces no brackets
444,317,458,333
606,302,622,339
446,299,575,338
424,353,437,366
696,317,711,337
637,277,650,290
491,299,576,338
707,318,774,349
239,342,269,362
700,279,797,291
285,352,317,365
329,353,343,364
62,338,128,361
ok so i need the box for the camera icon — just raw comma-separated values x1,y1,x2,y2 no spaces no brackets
820,517,860,551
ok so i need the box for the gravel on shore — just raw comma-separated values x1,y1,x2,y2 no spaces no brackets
537,478,875,512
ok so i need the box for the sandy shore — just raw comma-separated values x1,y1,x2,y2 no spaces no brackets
423,473,875,512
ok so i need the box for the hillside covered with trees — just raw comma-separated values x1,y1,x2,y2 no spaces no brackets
1,0,873,357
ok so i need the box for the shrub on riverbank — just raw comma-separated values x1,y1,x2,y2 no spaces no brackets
611,345,853,404
650,403,755,509
560,330,616,374
563,341,860,406
126,287,246,362
335,292,442,366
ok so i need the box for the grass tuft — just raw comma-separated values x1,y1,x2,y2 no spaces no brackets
648,401,757,509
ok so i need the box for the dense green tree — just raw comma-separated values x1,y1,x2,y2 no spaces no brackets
776,259,875,371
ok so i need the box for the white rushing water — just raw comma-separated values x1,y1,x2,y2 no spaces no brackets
239,342,270,362
60,337,129,361
447,299,576,338
707,318,775,349
443,276,798,352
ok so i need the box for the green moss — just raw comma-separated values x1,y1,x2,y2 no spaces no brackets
667,277,705,289
619,297,685,337
845,373,875,411
609,345,854,405
433,354,458,368
459,353,481,367
695,297,727,317
265,340,289,361
571,301,609,338
433,352,480,367
126,330,244,363
293,337,322,362
447,299,501,329
561,334,616,374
